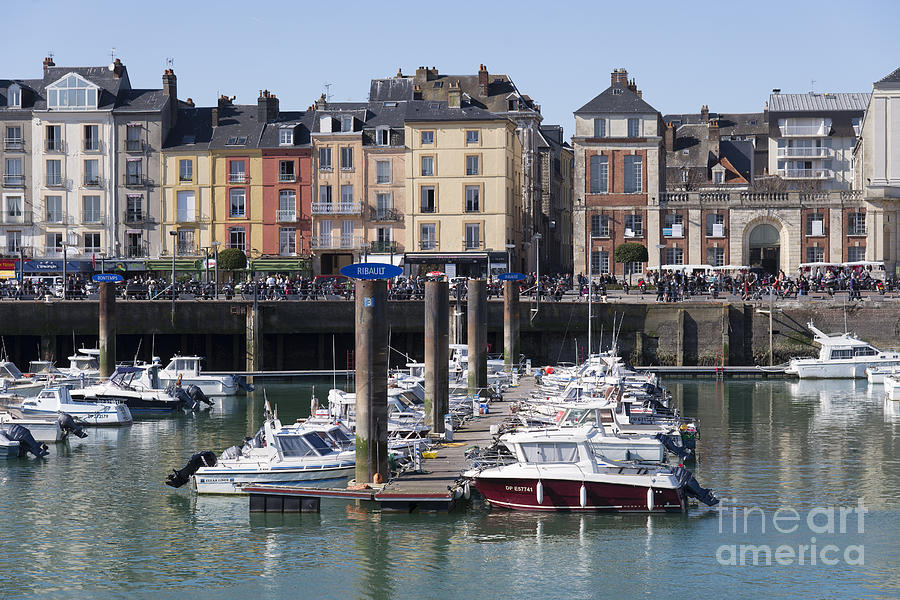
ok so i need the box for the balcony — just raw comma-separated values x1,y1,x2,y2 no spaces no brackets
125,139,144,153
125,211,144,224
176,213,209,224
46,175,65,187
464,240,483,251
279,173,296,183
310,235,365,249
3,174,24,187
369,240,398,253
778,168,833,180
176,242,201,255
228,173,248,184
83,176,102,187
277,209,297,222
125,244,149,258
777,147,833,158
45,139,64,152
81,212,102,225
419,240,438,250
83,139,101,152
311,201,362,215
4,138,24,152
1,211,31,225
125,175,145,188
44,212,68,224
780,124,829,137
371,208,402,222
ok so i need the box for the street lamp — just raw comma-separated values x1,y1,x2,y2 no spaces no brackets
211,241,221,299
60,241,71,300
169,230,178,320
533,233,542,309
505,243,516,273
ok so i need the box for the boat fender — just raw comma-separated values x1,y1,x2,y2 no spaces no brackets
454,486,463,500
647,488,655,512
176,374,182,387
579,484,587,508
4,424,48,458
57,412,88,439
165,451,217,488
536,480,544,505
463,482,471,500
373,472,383,485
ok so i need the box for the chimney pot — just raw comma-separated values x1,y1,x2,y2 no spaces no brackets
478,63,489,96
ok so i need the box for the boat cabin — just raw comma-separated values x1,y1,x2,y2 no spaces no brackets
0,362,26,381
163,356,203,375
502,427,599,471
273,426,353,458
68,351,99,373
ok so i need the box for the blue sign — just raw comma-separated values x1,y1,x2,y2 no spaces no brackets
662,228,673,237
497,272,526,281
92,273,124,283
340,262,403,280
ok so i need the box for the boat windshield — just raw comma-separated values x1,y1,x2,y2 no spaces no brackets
275,435,314,458
830,349,853,359
561,408,592,426
854,346,878,357
326,427,353,448
519,442,580,464
0,363,24,380
302,432,334,456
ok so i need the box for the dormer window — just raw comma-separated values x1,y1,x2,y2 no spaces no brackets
47,73,99,111
375,127,389,146
279,128,294,145
612,88,623,95
7,84,21,108
341,116,353,132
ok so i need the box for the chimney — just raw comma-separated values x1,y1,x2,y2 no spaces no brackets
664,122,675,152
478,63,489,96
701,105,709,123
257,89,279,123
709,119,720,155
627,78,638,93
42,56,55,75
395,67,403,78
185,97,195,107
413,84,422,100
162,69,177,125
611,68,629,86
211,107,218,127
112,58,124,79
448,80,461,108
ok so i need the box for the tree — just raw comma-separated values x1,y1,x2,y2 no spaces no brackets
615,242,649,284
217,248,246,281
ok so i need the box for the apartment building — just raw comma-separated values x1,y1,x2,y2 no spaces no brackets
360,103,406,265
1,77,37,259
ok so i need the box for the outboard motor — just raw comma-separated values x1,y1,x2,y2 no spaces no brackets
165,451,218,488
674,466,719,506
58,412,88,439
220,445,242,460
655,432,692,461
231,374,254,393
166,383,194,409
5,424,49,458
186,384,213,407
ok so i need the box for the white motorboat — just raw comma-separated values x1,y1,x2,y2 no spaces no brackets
0,361,45,398
166,404,355,494
69,366,186,412
785,321,900,379
866,366,896,384
62,348,101,380
148,356,244,396
0,408,72,443
19,386,132,426
325,387,433,438
885,374,900,401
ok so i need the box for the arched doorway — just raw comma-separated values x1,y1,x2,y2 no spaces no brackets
749,223,780,274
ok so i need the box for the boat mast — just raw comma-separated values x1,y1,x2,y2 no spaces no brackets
588,257,592,360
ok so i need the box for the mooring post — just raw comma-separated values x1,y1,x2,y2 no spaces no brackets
245,303,261,374
355,279,389,485
425,280,449,432
503,280,520,373
99,282,116,377
467,278,488,398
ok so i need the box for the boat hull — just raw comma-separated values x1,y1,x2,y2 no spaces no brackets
158,376,237,396
193,464,355,495
471,477,685,512
0,421,65,443
791,359,900,379
20,406,131,426
70,391,182,413
885,376,900,401
0,440,19,458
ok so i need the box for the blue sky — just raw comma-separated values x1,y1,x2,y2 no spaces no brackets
3,0,898,132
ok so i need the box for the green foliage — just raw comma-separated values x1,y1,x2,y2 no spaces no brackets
217,248,247,271
614,242,649,264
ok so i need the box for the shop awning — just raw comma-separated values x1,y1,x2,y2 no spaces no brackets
250,258,311,272
145,259,202,271
365,254,404,267
404,252,489,265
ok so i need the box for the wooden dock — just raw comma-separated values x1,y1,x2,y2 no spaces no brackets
247,376,538,513
636,365,791,378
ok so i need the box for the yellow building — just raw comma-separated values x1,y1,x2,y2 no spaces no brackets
404,103,522,276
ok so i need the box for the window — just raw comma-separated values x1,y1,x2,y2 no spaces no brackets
230,188,246,217
593,118,606,138
376,160,391,184
376,127,390,146
465,223,480,249
228,161,246,183
46,233,63,252
664,213,683,237
589,155,608,193
341,116,353,132
5,158,23,186
46,160,62,186
5,126,23,151
626,261,644,277
126,124,142,152
519,442,580,464
627,118,640,137
466,155,480,176
713,171,723,184
6,85,21,108
125,232,143,257
340,185,354,208
624,214,642,237
279,160,295,182
45,125,61,151
706,213,725,237
848,246,866,262
279,228,296,255
278,190,296,221
279,129,294,145
229,227,245,251
375,193,392,219
806,246,824,263
340,147,353,170
420,186,435,213
706,247,725,267
341,220,354,248
590,214,610,238
664,247,684,265
83,233,101,254
806,213,825,236
318,220,332,246
319,147,332,170
624,155,642,193
420,223,436,249
225,136,247,146
176,190,195,222
179,159,193,182
83,159,100,186
466,130,479,145
465,186,480,212
421,131,434,145
46,195,63,222
47,74,98,110
83,125,99,151
6,195,23,218
176,229,195,255
126,159,142,185
319,185,332,206
82,195,100,223
421,156,434,176
126,194,143,222
7,230,21,253
590,250,610,274
847,212,866,236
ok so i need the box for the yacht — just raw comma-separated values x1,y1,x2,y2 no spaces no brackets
18,386,132,426
147,356,245,396
785,321,900,379
463,427,717,512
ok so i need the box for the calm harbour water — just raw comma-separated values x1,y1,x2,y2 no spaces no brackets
1,377,899,599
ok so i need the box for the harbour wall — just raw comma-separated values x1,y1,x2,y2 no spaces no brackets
0,300,895,370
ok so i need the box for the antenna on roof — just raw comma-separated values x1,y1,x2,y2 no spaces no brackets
48,51,54,61
166,57,174,69
110,47,117,62
811,79,816,93
323,82,332,101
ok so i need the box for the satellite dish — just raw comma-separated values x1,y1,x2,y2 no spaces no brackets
108,63,116,71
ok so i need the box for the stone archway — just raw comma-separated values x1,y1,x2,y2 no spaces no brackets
742,216,787,274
